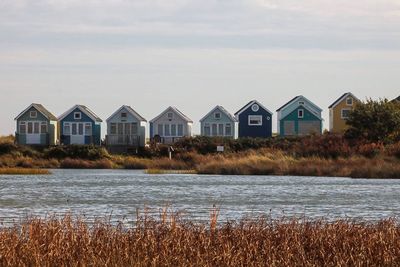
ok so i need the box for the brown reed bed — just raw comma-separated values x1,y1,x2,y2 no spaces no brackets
0,212,399,266
194,150,400,178
0,167,50,175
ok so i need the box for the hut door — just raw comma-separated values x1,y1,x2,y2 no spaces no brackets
70,123,85,144
26,121,41,144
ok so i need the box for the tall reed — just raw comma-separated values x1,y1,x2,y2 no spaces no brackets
0,214,399,266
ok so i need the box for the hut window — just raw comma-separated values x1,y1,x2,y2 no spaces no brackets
298,109,304,119
177,124,183,136
346,97,353,106
64,123,71,135
27,122,33,134
251,104,259,112
204,123,210,136
211,124,218,136
34,122,40,134
171,124,177,136
20,122,26,134
30,111,37,118
165,124,170,136
131,123,138,135
167,112,173,119
218,124,224,135
110,123,117,134
74,112,82,120
214,112,221,119
121,112,127,120
158,124,164,136
299,101,305,106
40,122,47,133
85,123,92,136
248,115,262,126
341,109,351,119
225,124,232,136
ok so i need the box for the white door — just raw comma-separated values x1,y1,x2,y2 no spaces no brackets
26,122,41,144
70,123,85,144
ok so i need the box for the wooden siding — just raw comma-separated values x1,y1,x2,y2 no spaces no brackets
280,106,322,136
15,106,57,146
60,107,101,145
329,96,357,133
200,107,238,139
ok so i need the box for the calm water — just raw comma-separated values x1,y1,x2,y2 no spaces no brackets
0,169,399,224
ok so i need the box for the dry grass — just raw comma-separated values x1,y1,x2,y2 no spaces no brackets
195,150,400,178
0,213,399,266
0,167,50,175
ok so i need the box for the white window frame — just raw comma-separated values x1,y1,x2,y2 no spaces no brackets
218,123,224,136
341,108,351,119
64,122,71,135
204,123,211,136
346,97,353,106
177,124,183,136
19,121,26,134
298,109,304,119
299,101,305,105
121,112,127,121
225,123,232,136
167,112,173,120
40,122,48,133
110,123,117,134
30,111,37,118
171,124,177,136
164,124,170,136
214,112,221,119
248,115,263,126
74,112,82,120
85,123,92,136
251,104,259,112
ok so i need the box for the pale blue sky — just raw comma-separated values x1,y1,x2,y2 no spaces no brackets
1,0,399,135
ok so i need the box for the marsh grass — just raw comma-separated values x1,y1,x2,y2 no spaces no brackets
0,213,399,266
0,168,50,175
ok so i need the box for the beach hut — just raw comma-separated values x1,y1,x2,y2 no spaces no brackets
106,105,147,151
59,105,102,145
149,106,193,144
328,92,359,133
200,105,238,139
235,100,272,138
14,103,58,146
277,95,323,136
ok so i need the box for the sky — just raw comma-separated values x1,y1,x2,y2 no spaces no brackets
1,0,399,136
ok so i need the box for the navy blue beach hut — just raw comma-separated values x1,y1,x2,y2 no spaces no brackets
59,105,102,145
235,100,273,138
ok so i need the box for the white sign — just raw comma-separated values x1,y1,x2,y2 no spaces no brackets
217,146,224,152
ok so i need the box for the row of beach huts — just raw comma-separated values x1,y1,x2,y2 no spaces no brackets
14,93,400,151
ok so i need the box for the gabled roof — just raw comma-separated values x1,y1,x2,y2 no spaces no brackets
200,105,238,122
150,106,193,123
328,92,360,109
58,105,103,122
276,95,322,113
106,105,146,122
391,96,400,103
282,104,323,121
14,103,58,121
234,100,273,116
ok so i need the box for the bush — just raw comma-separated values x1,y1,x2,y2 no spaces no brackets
44,145,110,160
357,143,384,158
0,142,18,156
386,142,400,159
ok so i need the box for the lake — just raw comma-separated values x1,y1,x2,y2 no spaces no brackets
0,169,399,224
